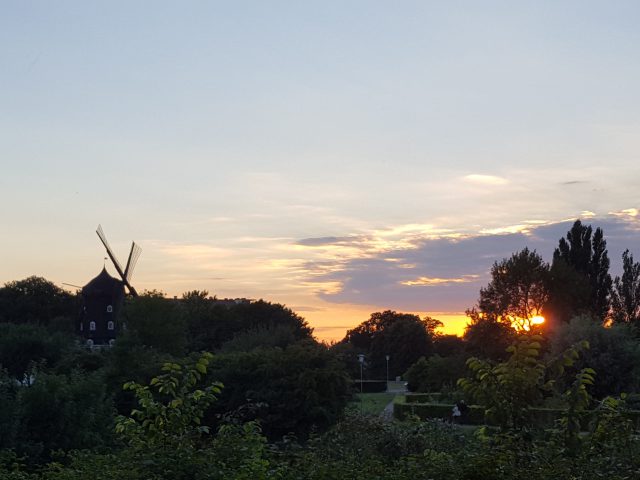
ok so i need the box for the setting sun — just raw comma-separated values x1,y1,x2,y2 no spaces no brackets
511,315,545,332
530,315,545,326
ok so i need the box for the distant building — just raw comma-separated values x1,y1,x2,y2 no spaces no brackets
79,267,124,348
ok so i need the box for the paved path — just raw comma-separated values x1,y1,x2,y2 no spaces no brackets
380,399,395,421
380,383,407,421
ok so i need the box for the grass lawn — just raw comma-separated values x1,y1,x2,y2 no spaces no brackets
346,392,397,415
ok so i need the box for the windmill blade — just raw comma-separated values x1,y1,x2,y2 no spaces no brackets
96,225,124,274
96,224,138,296
124,242,142,283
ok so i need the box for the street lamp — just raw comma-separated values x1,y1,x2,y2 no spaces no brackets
385,355,390,387
357,354,365,393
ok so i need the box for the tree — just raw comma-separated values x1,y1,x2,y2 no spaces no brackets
550,220,612,322
123,291,187,356
0,277,75,326
11,370,115,462
477,248,550,331
548,315,640,398
344,311,434,379
207,342,350,440
404,354,467,392
181,295,314,352
610,249,640,326
115,352,222,447
463,313,516,361
458,335,590,431
0,323,74,379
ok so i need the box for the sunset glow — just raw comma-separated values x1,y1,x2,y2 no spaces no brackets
511,315,546,332
530,315,545,326
2,3,640,343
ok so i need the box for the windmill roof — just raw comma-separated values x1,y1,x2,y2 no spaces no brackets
82,267,124,295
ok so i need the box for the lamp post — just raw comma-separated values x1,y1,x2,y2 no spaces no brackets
357,354,365,394
385,355,390,388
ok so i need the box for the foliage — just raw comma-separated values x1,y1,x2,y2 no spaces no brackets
343,311,435,379
1,369,114,463
433,334,465,357
179,293,314,353
219,324,305,353
207,341,350,439
458,335,589,430
463,315,515,361
404,354,467,392
122,291,188,356
611,249,640,326
551,220,612,322
0,324,74,379
557,367,596,454
0,277,76,327
38,353,273,480
548,315,640,397
478,248,550,330
115,352,222,447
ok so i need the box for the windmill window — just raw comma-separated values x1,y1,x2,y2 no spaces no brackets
107,305,113,313
107,321,114,330
90,321,96,331
80,323,83,331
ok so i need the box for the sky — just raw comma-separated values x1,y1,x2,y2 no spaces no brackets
1,1,640,341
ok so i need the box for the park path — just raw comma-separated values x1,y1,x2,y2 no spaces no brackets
380,400,395,421
380,381,407,422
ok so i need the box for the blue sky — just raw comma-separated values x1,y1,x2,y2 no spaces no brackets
2,1,639,339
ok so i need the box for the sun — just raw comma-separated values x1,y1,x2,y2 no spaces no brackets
511,315,545,332
530,315,545,326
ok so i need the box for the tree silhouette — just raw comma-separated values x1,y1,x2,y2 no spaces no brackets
611,249,640,326
477,248,550,331
550,220,612,322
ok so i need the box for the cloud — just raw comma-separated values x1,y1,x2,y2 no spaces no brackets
463,174,509,185
297,236,361,247
610,208,639,218
297,213,640,313
401,275,480,286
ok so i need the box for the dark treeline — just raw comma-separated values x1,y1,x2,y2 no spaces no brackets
0,218,640,479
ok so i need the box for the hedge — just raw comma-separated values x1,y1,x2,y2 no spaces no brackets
394,398,640,429
354,380,388,393
405,393,442,404
394,401,485,425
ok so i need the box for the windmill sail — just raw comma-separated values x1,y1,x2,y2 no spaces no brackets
124,242,142,283
96,225,139,296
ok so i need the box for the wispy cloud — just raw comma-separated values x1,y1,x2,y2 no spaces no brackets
294,212,640,313
463,174,509,185
401,275,480,286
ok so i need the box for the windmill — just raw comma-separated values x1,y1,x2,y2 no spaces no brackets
79,226,142,347
96,224,141,296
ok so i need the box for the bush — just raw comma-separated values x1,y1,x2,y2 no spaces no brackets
207,342,351,439
404,355,467,392
393,401,485,425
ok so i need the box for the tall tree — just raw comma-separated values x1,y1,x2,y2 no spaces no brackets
611,249,640,326
550,220,612,322
590,228,613,320
477,248,550,330
344,311,434,378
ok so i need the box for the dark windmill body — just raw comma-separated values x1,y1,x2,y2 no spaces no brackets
79,225,141,348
